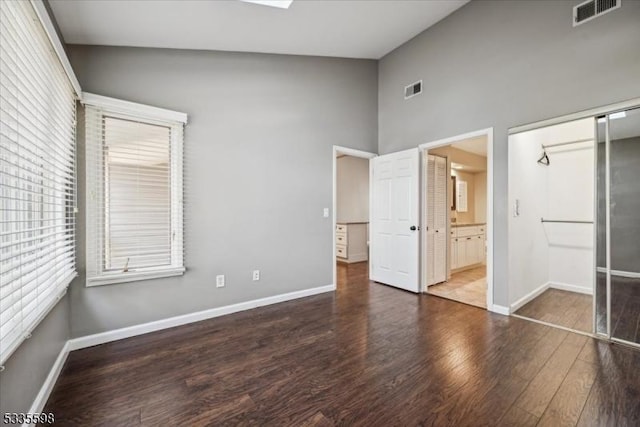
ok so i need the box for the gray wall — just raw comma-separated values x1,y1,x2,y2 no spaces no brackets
378,0,640,306
67,45,378,337
0,297,69,425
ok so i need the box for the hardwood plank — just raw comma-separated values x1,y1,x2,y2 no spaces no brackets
39,262,640,426
515,288,593,333
511,327,568,381
514,332,587,417
537,359,599,427
298,411,334,427
497,406,539,427
577,341,640,427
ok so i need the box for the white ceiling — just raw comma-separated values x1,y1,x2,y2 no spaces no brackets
49,0,469,59
451,136,488,157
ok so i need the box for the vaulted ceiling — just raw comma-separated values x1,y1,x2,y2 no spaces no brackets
49,0,468,59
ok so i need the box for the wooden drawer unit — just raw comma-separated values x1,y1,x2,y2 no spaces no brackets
336,223,368,263
456,226,480,237
336,232,347,246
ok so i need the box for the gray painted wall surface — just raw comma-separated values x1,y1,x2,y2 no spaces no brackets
0,297,69,425
377,0,640,305
67,45,378,337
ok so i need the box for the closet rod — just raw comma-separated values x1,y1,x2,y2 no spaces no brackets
541,138,593,149
540,218,594,224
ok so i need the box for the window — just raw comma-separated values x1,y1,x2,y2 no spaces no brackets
0,0,77,364
84,94,186,286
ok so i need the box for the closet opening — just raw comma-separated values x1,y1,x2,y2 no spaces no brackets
420,129,493,310
508,118,596,333
508,101,640,348
332,147,376,290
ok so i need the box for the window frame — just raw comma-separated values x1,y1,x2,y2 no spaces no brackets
83,93,187,287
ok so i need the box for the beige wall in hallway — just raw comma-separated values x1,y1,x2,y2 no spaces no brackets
475,171,487,224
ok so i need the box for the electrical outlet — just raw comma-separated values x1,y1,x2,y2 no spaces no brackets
323,208,329,218
252,270,260,281
216,275,225,288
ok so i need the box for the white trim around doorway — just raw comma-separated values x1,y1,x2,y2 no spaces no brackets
418,128,496,313
332,146,377,288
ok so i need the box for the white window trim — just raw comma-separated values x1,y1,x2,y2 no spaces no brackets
83,93,187,287
30,0,82,97
82,93,188,124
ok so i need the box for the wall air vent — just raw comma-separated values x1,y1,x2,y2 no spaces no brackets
404,80,422,100
573,0,621,26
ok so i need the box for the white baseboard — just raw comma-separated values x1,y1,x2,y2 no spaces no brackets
510,281,594,314
68,284,335,351
510,282,550,312
24,341,70,427
346,253,368,263
490,304,510,315
549,281,593,295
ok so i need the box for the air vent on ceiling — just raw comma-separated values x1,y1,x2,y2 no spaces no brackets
404,80,422,100
573,0,621,26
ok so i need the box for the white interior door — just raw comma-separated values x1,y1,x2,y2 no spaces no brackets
425,154,447,286
370,148,420,293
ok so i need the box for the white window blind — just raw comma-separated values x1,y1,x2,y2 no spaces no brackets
84,96,185,286
0,0,77,365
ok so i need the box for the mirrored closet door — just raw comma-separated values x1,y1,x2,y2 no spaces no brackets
596,107,640,347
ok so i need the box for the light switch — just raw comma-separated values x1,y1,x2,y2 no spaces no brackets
216,275,225,288
323,208,329,218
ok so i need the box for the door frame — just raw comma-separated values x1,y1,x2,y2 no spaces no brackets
332,146,377,287
418,128,495,312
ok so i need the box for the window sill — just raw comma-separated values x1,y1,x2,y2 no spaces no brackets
86,267,186,287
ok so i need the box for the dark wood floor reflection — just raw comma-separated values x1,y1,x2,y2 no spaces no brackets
611,276,640,343
596,274,640,343
43,262,640,426
515,288,593,333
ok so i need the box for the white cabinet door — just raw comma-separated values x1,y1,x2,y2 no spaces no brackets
451,238,458,269
457,237,468,268
451,226,486,270
472,236,482,265
370,148,420,293
477,235,486,263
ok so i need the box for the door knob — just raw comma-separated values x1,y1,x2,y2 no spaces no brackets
410,226,418,231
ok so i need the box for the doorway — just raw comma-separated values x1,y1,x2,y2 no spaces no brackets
332,146,376,289
508,100,640,349
419,128,494,311
508,118,596,333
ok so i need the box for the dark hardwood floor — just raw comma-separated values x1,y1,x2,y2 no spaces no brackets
42,262,640,426
596,274,640,343
514,288,593,333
